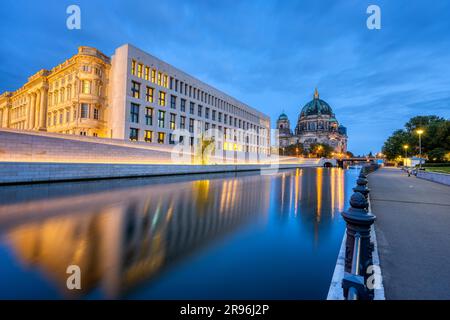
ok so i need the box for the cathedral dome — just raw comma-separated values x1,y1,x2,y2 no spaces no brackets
278,112,288,121
300,89,333,117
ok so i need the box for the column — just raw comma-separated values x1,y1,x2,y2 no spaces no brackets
39,87,48,130
34,90,40,129
28,93,36,130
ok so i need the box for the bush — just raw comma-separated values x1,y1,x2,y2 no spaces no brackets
422,163,450,167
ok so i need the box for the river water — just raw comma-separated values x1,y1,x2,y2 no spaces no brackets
0,167,358,299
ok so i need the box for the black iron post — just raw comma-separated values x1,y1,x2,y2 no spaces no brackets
341,192,376,300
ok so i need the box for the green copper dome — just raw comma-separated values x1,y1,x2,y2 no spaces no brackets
300,89,333,117
278,112,288,120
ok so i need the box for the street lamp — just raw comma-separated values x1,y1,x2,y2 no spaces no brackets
295,147,299,157
416,129,424,169
403,144,409,161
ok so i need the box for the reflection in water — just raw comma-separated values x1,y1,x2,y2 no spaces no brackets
0,168,355,299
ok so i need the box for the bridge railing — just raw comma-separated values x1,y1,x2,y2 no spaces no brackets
341,164,379,300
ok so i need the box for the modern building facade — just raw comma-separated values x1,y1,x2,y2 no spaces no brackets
0,44,271,156
276,89,347,153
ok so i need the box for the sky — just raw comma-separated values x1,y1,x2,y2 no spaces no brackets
1,0,449,154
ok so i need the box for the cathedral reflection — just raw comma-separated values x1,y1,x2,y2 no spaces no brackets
273,168,345,240
3,175,271,299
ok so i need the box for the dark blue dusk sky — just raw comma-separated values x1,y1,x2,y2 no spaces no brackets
1,0,449,154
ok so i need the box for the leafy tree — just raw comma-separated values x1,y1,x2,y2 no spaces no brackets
281,142,304,157
382,115,449,161
309,143,334,158
428,148,446,162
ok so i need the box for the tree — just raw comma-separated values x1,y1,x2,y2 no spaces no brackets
196,134,215,165
280,142,304,157
309,143,333,158
382,115,449,161
428,148,446,162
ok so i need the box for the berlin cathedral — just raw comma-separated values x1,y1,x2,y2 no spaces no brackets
276,89,347,153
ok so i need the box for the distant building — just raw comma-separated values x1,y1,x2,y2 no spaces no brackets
276,89,347,153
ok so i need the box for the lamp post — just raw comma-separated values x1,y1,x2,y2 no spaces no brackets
416,129,424,169
403,145,409,166
296,147,299,158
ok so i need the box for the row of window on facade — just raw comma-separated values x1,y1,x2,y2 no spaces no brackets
130,60,259,123
47,65,103,91
48,79,103,107
130,102,263,136
47,104,100,127
130,81,260,132
128,128,263,153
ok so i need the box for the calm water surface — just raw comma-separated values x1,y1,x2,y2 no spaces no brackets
0,167,357,299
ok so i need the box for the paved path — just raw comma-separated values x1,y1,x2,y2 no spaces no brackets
368,167,450,299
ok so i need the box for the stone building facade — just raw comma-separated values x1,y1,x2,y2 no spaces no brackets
0,44,270,156
276,89,347,153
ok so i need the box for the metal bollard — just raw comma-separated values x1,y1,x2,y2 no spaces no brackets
341,192,376,300
353,176,370,201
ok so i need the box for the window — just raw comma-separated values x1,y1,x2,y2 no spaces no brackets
131,81,140,99
189,102,195,114
169,133,175,145
189,118,194,133
163,74,168,88
93,133,98,137
130,128,139,141
158,110,165,128
157,132,165,144
180,116,186,129
205,122,209,131
93,108,99,120
169,77,173,90
218,112,222,122
170,113,176,130
59,113,63,124
144,66,150,81
198,105,202,117
82,80,91,94
151,69,156,83
157,72,162,86
66,109,70,123
205,107,210,119
158,91,166,106
131,60,136,76
180,98,186,112
146,86,154,102
212,110,216,121
81,103,89,118
130,103,139,123
144,130,152,142
170,95,176,109
137,63,143,78
145,107,153,126
53,113,57,125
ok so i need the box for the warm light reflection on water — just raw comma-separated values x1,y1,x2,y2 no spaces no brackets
0,168,357,299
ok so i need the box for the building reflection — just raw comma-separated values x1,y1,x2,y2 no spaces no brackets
3,175,271,299
273,168,346,241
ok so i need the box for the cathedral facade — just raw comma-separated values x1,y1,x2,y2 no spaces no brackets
276,89,347,153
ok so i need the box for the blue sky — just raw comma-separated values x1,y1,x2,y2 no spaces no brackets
1,0,449,154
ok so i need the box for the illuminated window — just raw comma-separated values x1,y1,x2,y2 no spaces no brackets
170,113,176,130
157,72,162,86
157,132,165,144
131,60,136,76
163,74,168,88
144,66,150,80
130,103,139,123
144,130,152,142
151,69,156,83
81,103,89,118
82,80,91,94
131,81,140,99
146,86,154,102
137,63,143,78
158,91,166,106
180,98,186,112
158,110,165,128
129,128,139,141
145,107,153,126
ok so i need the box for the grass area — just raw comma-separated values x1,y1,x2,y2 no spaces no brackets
425,167,450,174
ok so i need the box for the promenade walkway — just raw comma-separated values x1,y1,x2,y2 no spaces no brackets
368,167,450,299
